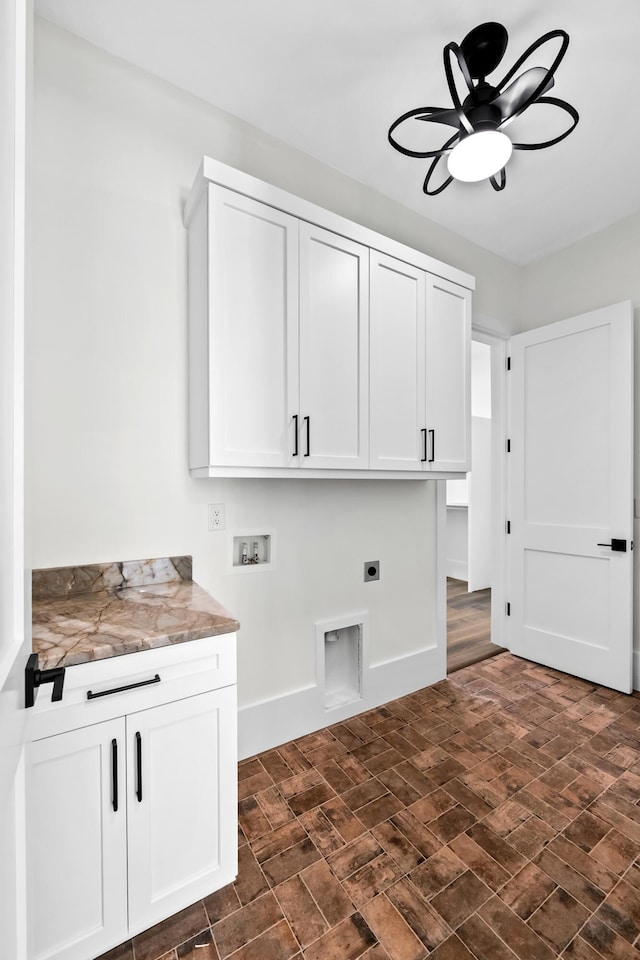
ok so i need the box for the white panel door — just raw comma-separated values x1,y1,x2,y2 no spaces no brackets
127,686,238,934
26,721,128,960
370,252,426,470
508,302,633,692
209,186,299,466
425,276,471,472
299,223,369,469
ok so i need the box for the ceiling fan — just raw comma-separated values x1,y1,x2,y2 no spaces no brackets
388,21,579,195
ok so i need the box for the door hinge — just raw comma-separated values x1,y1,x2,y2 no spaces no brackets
506,520,511,534
506,602,511,616
506,438,511,453
506,356,511,371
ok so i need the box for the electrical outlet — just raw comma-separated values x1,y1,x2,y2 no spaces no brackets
208,503,225,531
364,561,380,582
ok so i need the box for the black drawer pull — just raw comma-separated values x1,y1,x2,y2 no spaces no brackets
87,674,161,700
428,429,435,463
421,428,427,462
111,738,118,812
136,731,143,802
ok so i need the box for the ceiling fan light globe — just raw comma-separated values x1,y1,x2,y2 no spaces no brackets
447,130,513,182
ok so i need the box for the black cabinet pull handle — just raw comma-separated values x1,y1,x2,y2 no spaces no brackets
421,428,427,462
111,738,118,812
87,674,161,700
293,414,299,457
136,731,142,802
428,429,435,463
304,416,310,457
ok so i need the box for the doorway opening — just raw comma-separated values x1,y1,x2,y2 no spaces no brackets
446,336,506,672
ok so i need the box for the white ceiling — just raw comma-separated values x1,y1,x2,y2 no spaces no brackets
34,0,640,264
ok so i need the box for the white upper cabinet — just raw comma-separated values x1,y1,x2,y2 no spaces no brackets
370,254,471,474
299,224,369,469
370,252,426,471
189,186,298,469
185,157,474,478
426,276,471,472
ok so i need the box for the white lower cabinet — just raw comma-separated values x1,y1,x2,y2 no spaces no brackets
26,646,237,960
126,688,237,933
27,719,127,960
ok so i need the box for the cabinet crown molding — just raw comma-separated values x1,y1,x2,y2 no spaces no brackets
185,156,475,292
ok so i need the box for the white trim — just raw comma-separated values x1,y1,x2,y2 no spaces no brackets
471,326,508,651
435,480,448,679
190,466,462,480
633,650,640,692
237,645,444,760
439,325,509,660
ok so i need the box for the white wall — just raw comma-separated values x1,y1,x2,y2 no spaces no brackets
445,508,468,581
27,20,522,721
522,212,640,673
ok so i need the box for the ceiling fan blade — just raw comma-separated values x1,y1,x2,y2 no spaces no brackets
415,108,460,127
493,67,554,121
460,22,508,80
388,108,461,158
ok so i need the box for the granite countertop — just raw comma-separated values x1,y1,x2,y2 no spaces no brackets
32,556,239,670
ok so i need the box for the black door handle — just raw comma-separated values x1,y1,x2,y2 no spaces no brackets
135,731,142,802
597,539,627,552
428,429,435,463
111,739,118,812
421,429,427,462
292,414,298,457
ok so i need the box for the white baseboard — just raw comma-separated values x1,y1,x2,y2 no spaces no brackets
238,645,445,760
633,650,640,692
446,560,468,582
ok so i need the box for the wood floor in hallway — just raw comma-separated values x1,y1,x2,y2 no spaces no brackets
447,577,504,674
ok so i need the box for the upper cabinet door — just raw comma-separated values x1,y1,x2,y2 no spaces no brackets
425,276,471,472
370,253,426,470
199,186,299,468
299,223,369,469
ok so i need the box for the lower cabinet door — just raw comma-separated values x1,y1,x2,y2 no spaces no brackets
126,686,238,934
26,719,128,960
